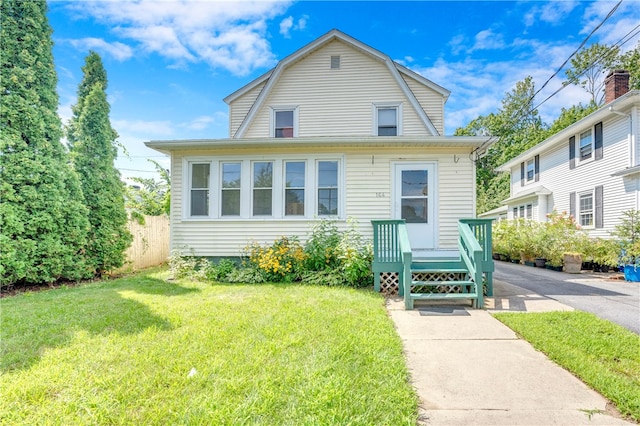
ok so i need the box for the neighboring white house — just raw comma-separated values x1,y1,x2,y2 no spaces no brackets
146,29,487,257
497,71,639,239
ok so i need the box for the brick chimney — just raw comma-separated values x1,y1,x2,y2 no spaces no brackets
604,69,630,104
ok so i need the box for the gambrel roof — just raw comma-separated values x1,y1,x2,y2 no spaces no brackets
224,29,450,138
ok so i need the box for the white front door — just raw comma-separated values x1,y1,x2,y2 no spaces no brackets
393,163,436,250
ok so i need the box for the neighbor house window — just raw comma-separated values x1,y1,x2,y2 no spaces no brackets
526,204,532,219
377,107,398,136
190,163,210,216
317,160,338,215
221,162,241,216
526,159,535,182
274,110,294,138
579,129,593,161
284,161,305,216
252,161,273,216
579,192,594,227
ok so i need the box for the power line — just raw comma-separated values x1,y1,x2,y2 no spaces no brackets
528,0,623,104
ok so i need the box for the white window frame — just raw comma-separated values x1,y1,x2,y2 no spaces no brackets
578,190,594,228
316,159,341,217
220,162,242,217
578,128,593,163
185,160,216,219
270,106,299,138
283,160,307,217
182,156,344,220
251,161,275,217
373,102,402,136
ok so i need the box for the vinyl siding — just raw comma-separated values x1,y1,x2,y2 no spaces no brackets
241,40,438,138
402,74,445,135
170,145,475,256
508,115,636,238
228,81,266,138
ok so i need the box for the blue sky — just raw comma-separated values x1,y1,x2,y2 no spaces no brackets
47,0,640,181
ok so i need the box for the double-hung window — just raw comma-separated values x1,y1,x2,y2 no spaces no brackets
317,160,338,216
284,161,305,216
252,161,273,216
579,129,593,161
272,107,297,138
526,159,535,182
221,162,241,216
377,107,398,136
579,192,594,227
190,163,210,216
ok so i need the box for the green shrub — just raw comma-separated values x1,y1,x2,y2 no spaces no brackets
224,267,266,284
303,219,342,271
206,258,237,282
245,236,307,282
168,249,210,281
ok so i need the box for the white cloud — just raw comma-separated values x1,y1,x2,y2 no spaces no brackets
280,16,294,38
182,112,228,131
67,0,292,75
524,1,578,27
472,29,506,51
279,14,309,39
66,37,134,61
112,119,175,137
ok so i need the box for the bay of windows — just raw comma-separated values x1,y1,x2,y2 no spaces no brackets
186,157,341,219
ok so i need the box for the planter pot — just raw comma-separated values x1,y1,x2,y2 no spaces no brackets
581,261,593,270
624,265,640,282
563,253,582,274
600,265,610,273
545,265,562,272
492,253,500,260
510,259,520,264
535,258,546,268
524,261,535,267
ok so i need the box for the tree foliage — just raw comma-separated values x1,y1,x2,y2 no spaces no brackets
619,42,640,91
125,159,171,220
67,52,132,275
565,43,621,105
0,0,90,285
456,76,547,213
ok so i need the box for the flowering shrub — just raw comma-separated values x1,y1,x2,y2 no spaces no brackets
170,218,373,287
245,236,307,282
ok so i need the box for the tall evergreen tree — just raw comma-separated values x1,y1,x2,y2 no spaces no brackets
0,0,89,285
68,52,132,275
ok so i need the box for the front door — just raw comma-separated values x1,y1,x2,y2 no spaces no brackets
393,163,436,250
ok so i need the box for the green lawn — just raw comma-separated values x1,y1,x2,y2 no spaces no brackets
1,270,418,425
494,311,640,422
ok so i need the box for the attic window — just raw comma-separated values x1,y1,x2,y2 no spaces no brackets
330,55,340,69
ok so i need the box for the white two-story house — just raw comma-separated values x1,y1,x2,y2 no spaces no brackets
497,70,639,238
146,29,487,257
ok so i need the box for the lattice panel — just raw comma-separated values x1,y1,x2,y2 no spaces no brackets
376,271,470,295
378,272,399,295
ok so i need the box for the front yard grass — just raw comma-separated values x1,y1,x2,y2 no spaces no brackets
493,311,640,422
1,270,418,425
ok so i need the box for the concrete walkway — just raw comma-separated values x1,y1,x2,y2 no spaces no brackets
387,279,635,425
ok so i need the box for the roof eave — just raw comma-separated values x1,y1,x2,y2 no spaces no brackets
497,91,640,172
145,136,488,153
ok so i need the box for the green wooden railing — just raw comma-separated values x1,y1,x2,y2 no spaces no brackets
458,221,484,308
459,218,495,296
371,218,494,308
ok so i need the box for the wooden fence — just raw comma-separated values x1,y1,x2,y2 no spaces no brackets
119,215,170,272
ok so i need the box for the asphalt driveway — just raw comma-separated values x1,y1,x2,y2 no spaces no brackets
493,261,640,334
